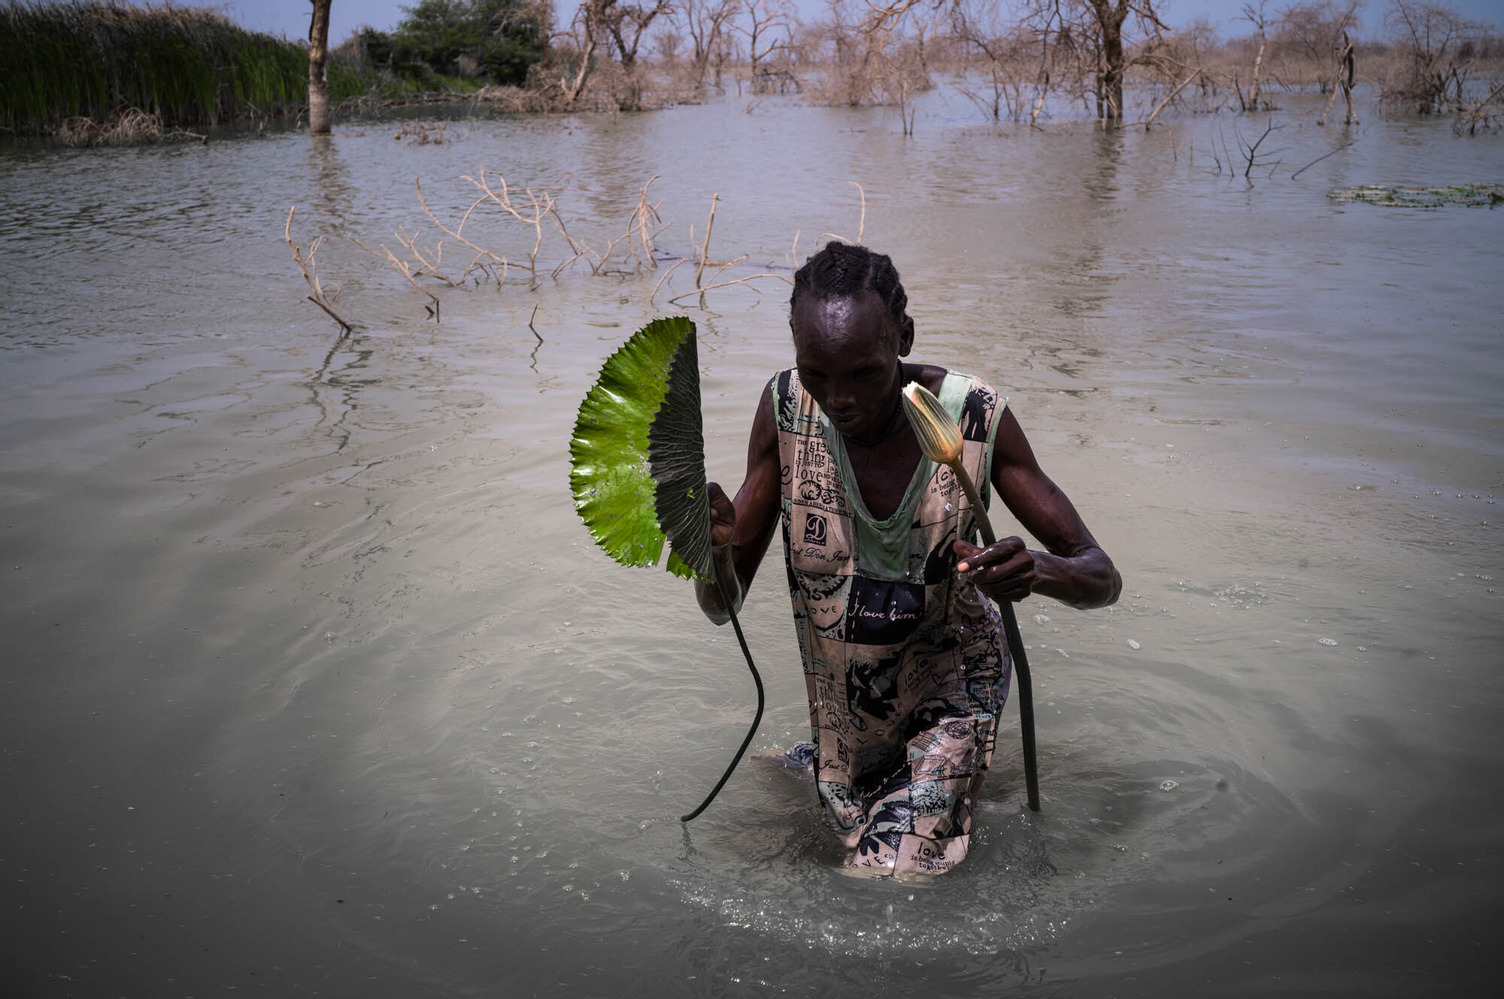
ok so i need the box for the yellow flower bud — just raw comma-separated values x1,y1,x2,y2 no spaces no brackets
902,380,997,546
901,381,962,466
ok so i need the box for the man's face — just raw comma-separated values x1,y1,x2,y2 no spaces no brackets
791,290,911,441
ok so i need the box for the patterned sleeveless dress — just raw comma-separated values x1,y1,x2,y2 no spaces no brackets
772,367,1012,876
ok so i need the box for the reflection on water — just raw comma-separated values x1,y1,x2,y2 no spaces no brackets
1,89,1501,996
309,331,375,451
307,134,359,234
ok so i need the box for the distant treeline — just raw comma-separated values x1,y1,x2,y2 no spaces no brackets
0,0,548,140
4,0,1500,141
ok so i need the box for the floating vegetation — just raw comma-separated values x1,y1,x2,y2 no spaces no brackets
393,120,459,145
1329,183,1504,208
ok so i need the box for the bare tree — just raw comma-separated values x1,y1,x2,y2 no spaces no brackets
1079,0,1166,123
848,0,933,129
949,0,1029,122
1240,0,1272,110
808,0,878,105
993,0,1165,124
652,25,684,64
559,0,607,106
823,0,1164,125
909,5,937,76
309,0,333,134
738,0,795,93
1317,28,1357,123
1134,17,1211,126
1383,0,1478,114
602,0,674,70
552,0,668,109
681,0,740,90
1273,0,1363,91
1455,81,1504,134
600,0,674,107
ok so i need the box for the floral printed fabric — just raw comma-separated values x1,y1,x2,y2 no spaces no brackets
773,368,1011,876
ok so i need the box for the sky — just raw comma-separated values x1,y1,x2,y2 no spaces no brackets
215,0,1502,44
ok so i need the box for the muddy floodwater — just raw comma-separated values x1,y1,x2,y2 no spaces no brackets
2,89,1501,996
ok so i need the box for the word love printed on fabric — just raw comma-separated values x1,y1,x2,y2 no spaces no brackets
772,366,1013,876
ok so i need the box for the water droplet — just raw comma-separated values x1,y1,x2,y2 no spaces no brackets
1318,638,1338,646
1159,780,1178,791
1127,639,1141,650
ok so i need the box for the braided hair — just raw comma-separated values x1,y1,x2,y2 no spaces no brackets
790,242,909,334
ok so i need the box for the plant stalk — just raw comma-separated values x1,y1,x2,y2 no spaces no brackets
952,462,1042,813
679,569,764,822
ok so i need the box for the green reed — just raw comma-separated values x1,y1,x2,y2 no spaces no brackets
0,1,309,134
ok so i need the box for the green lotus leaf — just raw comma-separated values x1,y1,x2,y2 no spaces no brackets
569,316,711,581
648,328,713,580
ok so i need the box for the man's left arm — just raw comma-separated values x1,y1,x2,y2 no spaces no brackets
953,407,1121,610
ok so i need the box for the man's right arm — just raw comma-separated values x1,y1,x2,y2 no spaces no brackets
696,380,782,625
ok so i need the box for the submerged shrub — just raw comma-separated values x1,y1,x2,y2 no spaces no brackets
53,106,160,144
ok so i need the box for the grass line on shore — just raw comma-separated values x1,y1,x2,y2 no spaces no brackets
0,1,308,136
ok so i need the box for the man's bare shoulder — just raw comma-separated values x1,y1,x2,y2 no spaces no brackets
746,375,780,456
904,361,948,395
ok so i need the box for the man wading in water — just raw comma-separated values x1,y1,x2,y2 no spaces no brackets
696,242,1121,876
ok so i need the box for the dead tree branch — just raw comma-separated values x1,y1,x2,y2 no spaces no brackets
818,181,867,245
1139,66,1202,129
695,193,719,288
285,206,354,334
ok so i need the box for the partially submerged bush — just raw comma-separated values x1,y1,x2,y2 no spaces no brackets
54,105,160,144
1377,0,1502,115
356,0,548,88
328,34,486,107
